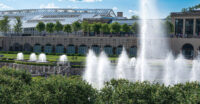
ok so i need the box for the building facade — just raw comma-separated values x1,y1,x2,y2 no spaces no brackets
0,36,199,59
171,10,200,37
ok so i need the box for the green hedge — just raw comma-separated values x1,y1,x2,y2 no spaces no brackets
0,68,200,103
15,61,56,66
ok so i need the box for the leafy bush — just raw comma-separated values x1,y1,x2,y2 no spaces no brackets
0,67,200,103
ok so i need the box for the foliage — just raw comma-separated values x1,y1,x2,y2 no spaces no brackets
72,21,81,33
182,4,200,12
0,68,200,103
165,20,174,34
36,21,45,32
46,23,55,33
63,24,72,33
14,17,22,33
98,79,200,104
109,22,121,34
90,22,102,34
54,21,63,32
100,23,110,34
131,15,139,20
131,22,139,34
0,16,10,33
121,23,131,33
81,21,90,33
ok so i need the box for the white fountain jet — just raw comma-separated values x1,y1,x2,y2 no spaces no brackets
164,53,174,86
38,53,47,62
174,54,188,84
29,53,37,62
17,52,24,60
116,48,130,80
83,50,98,87
190,54,200,82
59,55,68,64
136,0,169,82
97,51,113,89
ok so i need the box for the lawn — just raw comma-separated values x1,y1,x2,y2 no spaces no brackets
0,53,118,62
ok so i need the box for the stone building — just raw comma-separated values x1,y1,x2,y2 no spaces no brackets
171,10,200,37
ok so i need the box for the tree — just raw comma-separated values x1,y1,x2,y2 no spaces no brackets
165,20,174,34
91,22,102,34
100,23,110,34
72,21,81,34
54,21,63,32
36,21,45,33
46,23,54,34
14,17,22,34
131,22,139,34
81,21,89,35
121,23,131,34
0,16,10,34
63,24,72,34
131,15,139,20
181,8,188,12
110,22,121,34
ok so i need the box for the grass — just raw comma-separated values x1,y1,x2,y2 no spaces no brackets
0,53,118,62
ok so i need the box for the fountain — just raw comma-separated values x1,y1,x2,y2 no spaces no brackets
59,55,68,64
38,53,47,62
97,52,113,89
83,0,200,89
83,50,98,87
17,52,24,60
29,53,37,62
116,48,130,80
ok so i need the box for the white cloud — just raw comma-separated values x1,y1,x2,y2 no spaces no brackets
128,10,139,15
69,0,102,2
112,7,118,11
40,3,59,9
0,3,12,10
58,0,63,2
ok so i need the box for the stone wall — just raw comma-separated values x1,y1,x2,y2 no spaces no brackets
0,62,83,77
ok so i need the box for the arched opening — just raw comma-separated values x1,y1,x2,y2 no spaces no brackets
34,44,41,53
104,45,113,56
130,46,137,57
24,43,33,52
116,45,123,55
13,43,22,51
182,44,194,59
67,44,75,54
78,45,88,55
56,44,64,53
92,45,100,54
44,44,53,53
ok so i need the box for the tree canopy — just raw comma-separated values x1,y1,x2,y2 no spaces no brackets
14,17,22,34
36,21,45,33
0,16,10,33
54,21,63,32
46,23,55,33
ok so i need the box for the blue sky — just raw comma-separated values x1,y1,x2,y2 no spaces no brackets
0,0,199,18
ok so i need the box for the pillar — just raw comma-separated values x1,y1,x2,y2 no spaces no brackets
183,19,186,35
193,18,196,36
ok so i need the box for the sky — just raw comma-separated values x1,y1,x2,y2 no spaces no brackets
0,0,199,18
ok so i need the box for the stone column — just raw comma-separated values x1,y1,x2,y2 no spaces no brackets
183,19,186,35
193,19,196,36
